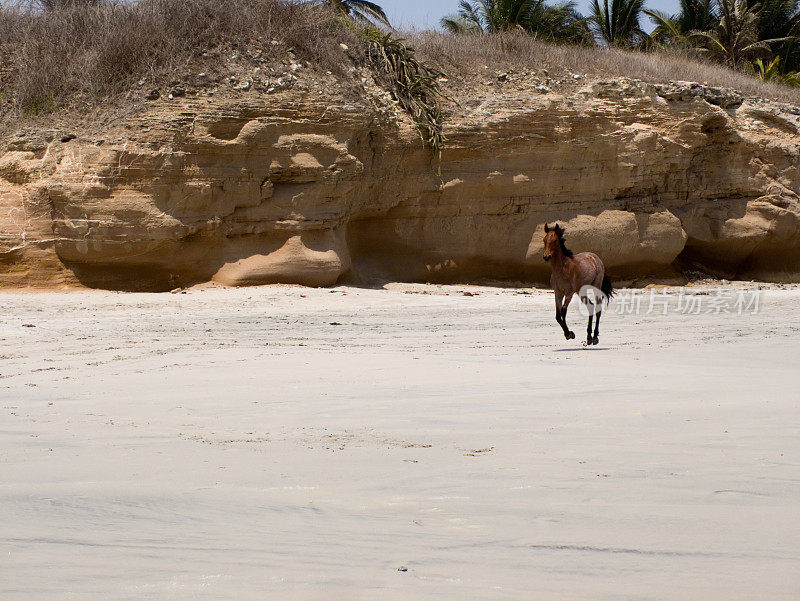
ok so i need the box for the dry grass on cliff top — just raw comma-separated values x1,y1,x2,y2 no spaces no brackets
0,0,363,123
3,0,800,132
411,32,800,105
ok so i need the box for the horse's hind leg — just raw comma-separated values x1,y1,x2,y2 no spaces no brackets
586,306,594,346
592,310,601,345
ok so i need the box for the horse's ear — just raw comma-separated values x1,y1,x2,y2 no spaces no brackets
554,223,563,235
544,223,550,233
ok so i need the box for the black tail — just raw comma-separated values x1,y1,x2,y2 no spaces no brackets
601,275,614,304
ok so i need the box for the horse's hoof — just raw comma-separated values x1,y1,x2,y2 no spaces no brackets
587,337,593,346
592,336,599,345
566,331,575,340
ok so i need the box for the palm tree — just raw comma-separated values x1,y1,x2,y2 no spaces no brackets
441,0,592,43
748,0,800,70
747,0,800,41
320,0,390,27
440,0,540,33
645,10,687,45
689,0,786,66
677,0,719,31
589,0,648,47
753,55,782,78
526,0,594,43
441,0,489,32
752,55,800,82
645,0,718,46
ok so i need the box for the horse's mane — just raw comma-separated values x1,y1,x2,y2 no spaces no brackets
555,227,574,258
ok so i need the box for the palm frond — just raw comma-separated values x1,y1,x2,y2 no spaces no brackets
318,0,390,27
589,0,645,46
644,8,686,45
364,30,450,156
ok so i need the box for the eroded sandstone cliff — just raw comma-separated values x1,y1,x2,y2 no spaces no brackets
2,74,800,289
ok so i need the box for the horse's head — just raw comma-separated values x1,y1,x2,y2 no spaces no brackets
543,223,565,262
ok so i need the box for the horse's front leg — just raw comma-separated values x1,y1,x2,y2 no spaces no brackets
560,293,575,340
554,292,569,339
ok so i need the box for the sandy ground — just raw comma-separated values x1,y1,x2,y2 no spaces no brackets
1,283,799,600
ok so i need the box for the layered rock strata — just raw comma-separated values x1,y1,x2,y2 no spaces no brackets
2,77,800,289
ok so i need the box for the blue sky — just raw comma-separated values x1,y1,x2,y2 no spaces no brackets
381,0,681,30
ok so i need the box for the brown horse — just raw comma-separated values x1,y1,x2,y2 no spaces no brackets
543,223,614,345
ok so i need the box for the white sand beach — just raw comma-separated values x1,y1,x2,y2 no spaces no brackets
2,283,799,600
